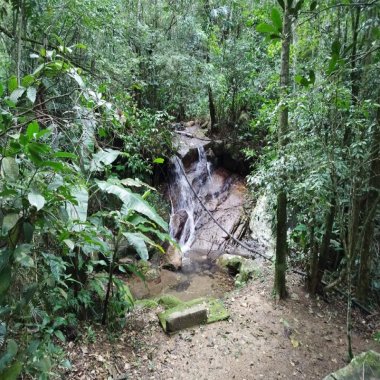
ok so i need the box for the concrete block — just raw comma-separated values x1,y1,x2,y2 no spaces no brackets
165,304,208,333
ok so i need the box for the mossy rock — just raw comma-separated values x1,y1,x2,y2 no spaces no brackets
236,260,260,287
218,254,242,272
323,351,380,380
217,254,259,287
135,299,159,309
158,297,229,333
157,294,184,309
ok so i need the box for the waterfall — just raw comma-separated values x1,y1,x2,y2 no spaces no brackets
169,146,213,252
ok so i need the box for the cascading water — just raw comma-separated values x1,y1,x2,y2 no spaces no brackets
169,146,213,252
128,126,250,301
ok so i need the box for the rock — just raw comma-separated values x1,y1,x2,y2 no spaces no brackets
217,254,259,286
157,294,183,309
162,245,182,271
323,351,380,380
170,209,189,240
181,147,200,168
158,297,229,333
166,304,208,333
185,120,196,127
201,120,210,129
249,194,275,258
236,259,259,286
217,254,242,275
145,268,160,281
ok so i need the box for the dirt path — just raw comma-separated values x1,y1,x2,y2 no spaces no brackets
65,263,380,380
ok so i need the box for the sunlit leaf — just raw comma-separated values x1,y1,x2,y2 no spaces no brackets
28,191,45,211
90,148,120,172
97,180,167,230
26,121,40,139
1,214,19,236
26,86,37,104
7,76,17,92
271,8,282,32
123,232,149,260
9,88,25,104
14,244,34,268
153,157,165,164
0,157,19,182
256,23,278,34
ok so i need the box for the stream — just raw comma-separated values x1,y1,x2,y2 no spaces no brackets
129,123,250,301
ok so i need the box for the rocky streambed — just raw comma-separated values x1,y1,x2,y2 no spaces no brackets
129,121,274,303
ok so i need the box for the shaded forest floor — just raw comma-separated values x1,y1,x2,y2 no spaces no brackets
64,262,380,380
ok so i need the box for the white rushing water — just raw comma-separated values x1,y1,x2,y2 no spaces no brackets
169,146,213,252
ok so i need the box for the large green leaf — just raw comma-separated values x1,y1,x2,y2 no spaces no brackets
0,266,11,299
65,185,88,226
0,340,18,372
90,148,120,172
256,23,277,34
0,361,23,380
14,244,34,268
26,121,39,139
0,250,11,274
28,191,45,211
9,88,25,104
1,214,19,236
0,158,19,182
26,87,37,104
97,181,167,230
0,322,6,347
271,8,283,32
123,232,149,260
7,76,18,92
121,178,155,190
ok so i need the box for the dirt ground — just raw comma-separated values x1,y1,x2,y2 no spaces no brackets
64,262,380,380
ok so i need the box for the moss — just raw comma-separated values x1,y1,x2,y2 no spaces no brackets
323,351,380,380
218,254,259,287
158,297,229,332
206,299,230,323
135,299,159,309
218,255,243,272
156,294,184,309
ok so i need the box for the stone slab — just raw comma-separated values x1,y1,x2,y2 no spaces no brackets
158,297,229,333
323,351,380,380
165,304,208,333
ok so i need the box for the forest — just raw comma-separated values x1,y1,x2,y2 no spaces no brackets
0,0,380,379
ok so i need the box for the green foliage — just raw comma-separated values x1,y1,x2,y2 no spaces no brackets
0,45,171,377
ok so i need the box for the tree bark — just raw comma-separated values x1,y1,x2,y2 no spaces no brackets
357,102,380,302
307,223,320,294
204,0,217,132
274,0,291,299
315,199,336,291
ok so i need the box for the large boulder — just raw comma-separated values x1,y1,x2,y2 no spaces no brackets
249,194,275,258
323,351,380,380
162,245,182,271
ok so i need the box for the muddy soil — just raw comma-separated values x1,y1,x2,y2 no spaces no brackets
63,262,380,380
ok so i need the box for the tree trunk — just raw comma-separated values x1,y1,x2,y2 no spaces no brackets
275,191,288,298
315,200,336,291
357,102,380,302
274,0,291,299
208,84,217,131
204,0,217,132
307,223,319,294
